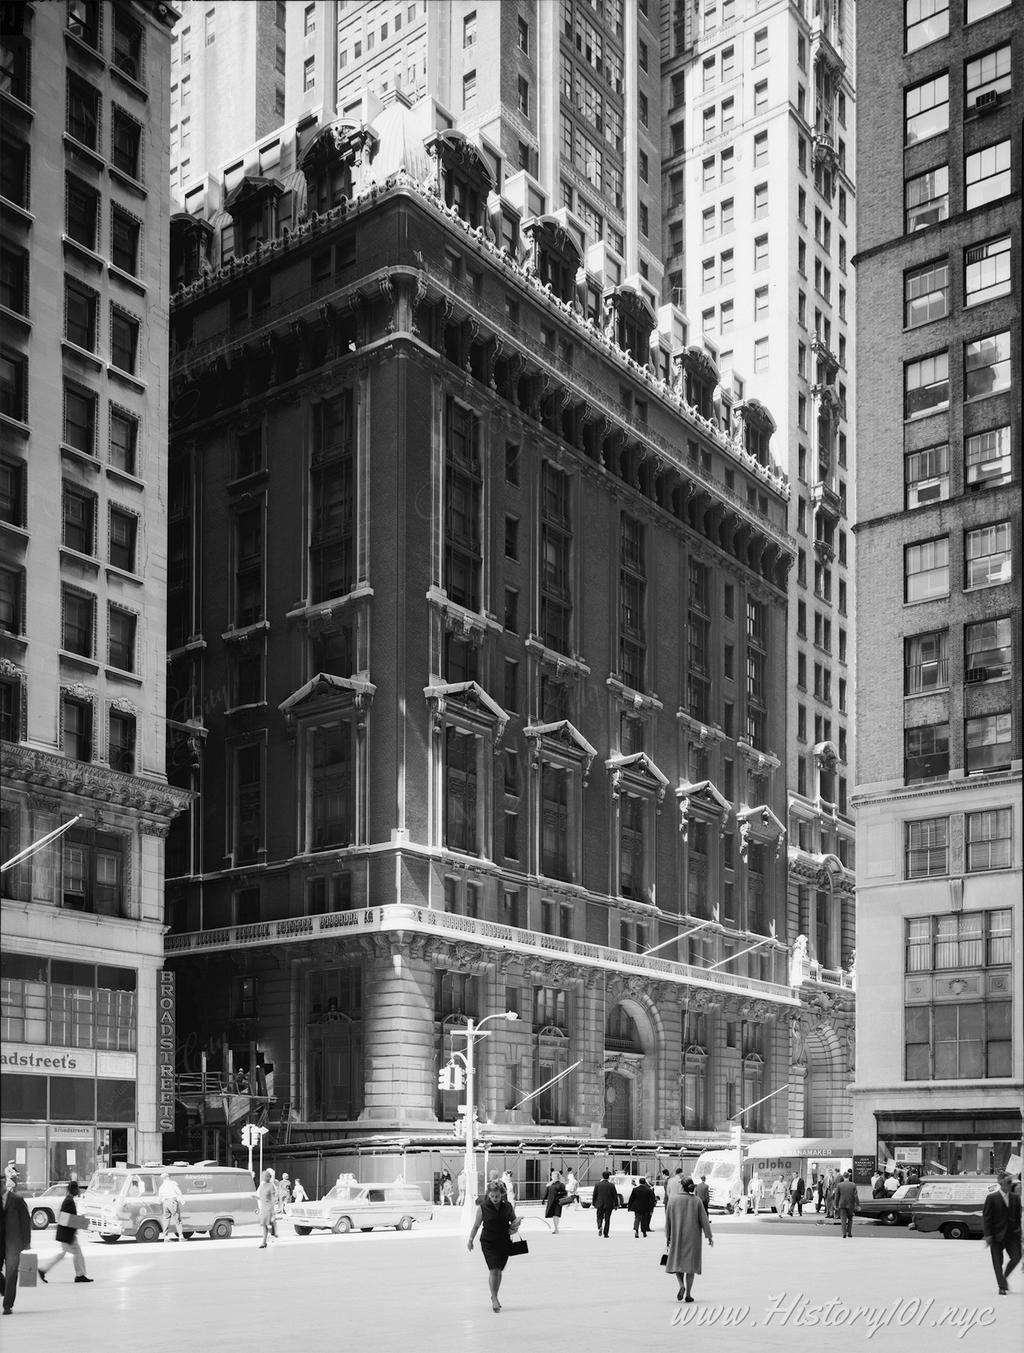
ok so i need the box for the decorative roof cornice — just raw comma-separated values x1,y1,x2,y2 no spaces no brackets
1,743,192,819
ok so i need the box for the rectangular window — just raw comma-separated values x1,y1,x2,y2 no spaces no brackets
906,0,949,51
965,711,1013,773
753,27,768,64
905,629,948,694
108,507,137,573
754,234,768,270
303,57,315,91
110,309,140,375
63,385,97,456
965,45,1011,108
905,165,948,232
965,236,1011,307
905,443,950,508
107,605,136,671
65,278,98,351
462,71,476,110
906,817,948,878
905,73,948,144
966,140,1011,208
62,587,94,657
964,331,1011,400
965,521,1012,588
966,426,1011,488
904,536,949,601
966,809,1012,871
109,407,139,474
113,9,143,80
67,73,100,149
754,336,769,372
753,80,767,113
966,615,1013,682
233,742,263,862
904,260,949,326
111,108,142,180
904,351,949,418
444,402,481,611
111,207,141,276
108,711,136,773
753,182,768,219
65,175,99,251
905,722,949,781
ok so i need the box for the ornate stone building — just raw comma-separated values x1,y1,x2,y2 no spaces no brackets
161,92,852,1177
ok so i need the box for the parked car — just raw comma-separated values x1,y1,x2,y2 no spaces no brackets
910,1175,1000,1240
288,1181,433,1235
857,1183,920,1227
83,1164,259,1242
577,1173,664,1209
23,1184,88,1231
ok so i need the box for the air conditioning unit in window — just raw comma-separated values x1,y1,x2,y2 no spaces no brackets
965,667,988,684
974,90,999,113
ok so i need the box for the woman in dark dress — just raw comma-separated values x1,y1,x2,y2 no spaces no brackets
543,1169,568,1234
467,1178,521,1312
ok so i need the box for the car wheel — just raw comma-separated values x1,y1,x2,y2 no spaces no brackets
210,1219,232,1240
100,1235,120,1244
30,1208,52,1230
293,1225,311,1236
136,1220,161,1243
942,1223,969,1240
182,1231,195,1240
581,1201,591,1209
396,1216,414,1231
332,1216,353,1234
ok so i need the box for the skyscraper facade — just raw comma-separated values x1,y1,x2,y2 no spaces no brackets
853,0,1021,1176
1,0,188,1185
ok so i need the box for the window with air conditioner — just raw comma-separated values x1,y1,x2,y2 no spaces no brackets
905,443,950,508
965,615,1012,683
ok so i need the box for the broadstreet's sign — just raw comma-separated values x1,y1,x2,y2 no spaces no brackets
157,970,176,1132
0,1046,96,1076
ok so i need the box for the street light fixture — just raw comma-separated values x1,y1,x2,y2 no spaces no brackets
446,1011,518,1231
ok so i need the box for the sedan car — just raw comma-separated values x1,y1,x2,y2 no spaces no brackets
857,1184,920,1226
23,1184,87,1230
288,1181,433,1235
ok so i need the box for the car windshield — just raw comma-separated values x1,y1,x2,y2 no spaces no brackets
709,1161,735,1179
324,1184,360,1202
88,1172,127,1197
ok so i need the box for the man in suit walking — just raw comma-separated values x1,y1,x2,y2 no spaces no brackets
0,1177,33,1315
592,1171,619,1238
788,1173,806,1216
983,1172,1022,1295
835,1171,859,1238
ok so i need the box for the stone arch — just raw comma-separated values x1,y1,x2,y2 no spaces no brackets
802,1023,846,1137
603,995,660,1140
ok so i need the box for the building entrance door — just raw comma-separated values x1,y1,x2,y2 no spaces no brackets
604,1072,632,1139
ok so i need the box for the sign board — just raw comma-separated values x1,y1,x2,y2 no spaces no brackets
0,1046,96,1076
894,1147,922,1164
852,1154,876,1185
157,970,176,1133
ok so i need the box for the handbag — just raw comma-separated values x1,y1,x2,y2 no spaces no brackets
508,1239,529,1256
659,1253,668,1266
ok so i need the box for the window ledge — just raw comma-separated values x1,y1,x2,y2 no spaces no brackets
107,263,146,297
110,65,149,102
222,620,270,644
0,520,29,545
105,667,143,686
60,443,102,472
108,165,147,199
60,546,101,575
105,564,143,586
168,636,208,659
64,30,105,69
62,339,104,371
105,464,144,491
63,133,105,172
225,701,268,716
227,468,270,491
0,412,30,438
904,687,950,700
0,628,28,647
0,88,33,122
0,196,34,227
0,303,31,332
62,235,105,271
59,650,100,673
107,366,147,393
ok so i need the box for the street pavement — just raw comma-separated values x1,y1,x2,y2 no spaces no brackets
4,1201,1020,1352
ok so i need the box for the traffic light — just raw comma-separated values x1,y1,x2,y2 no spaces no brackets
451,1065,466,1090
438,1066,453,1091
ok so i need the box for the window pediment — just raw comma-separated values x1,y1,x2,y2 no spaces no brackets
523,215,583,272
279,672,374,721
224,176,285,217
524,720,597,782
425,681,509,741
676,779,731,840
735,804,786,859
606,751,669,802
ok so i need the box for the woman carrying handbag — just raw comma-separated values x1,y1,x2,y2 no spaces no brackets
467,1177,525,1312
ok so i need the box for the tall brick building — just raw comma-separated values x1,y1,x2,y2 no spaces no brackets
852,0,1021,1176
1,0,188,1185
158,95,853,1182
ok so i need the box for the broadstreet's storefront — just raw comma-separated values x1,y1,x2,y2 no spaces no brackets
875,1109,1023,1179
1,1044,138,1187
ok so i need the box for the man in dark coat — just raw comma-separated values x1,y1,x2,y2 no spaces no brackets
788,1173,806,1216
0,1178,33,1315
39,1181,92,1284
592,1170,619,1238
627,1177,657,1237
835,1171,859,1238
983,1172,1022,1295
694,1175,711,1210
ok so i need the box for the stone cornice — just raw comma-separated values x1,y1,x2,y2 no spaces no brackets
2,743,192,819
852,768,1022,809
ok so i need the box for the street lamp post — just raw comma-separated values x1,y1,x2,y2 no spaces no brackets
447,1012,518,1231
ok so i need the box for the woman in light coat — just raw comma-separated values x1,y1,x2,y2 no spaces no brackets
664,1180,713,1303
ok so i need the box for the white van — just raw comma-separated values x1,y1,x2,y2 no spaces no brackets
83,1164,259,1242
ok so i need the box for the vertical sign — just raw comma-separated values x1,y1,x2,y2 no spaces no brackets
157,970,176,1132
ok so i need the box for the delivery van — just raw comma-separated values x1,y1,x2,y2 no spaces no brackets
693,1138,852,1212
83,1163,259,1242
910,1175,1000,1239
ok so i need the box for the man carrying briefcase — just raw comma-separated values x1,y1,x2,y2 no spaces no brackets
39,1181,94,1286
1,1177,34,1314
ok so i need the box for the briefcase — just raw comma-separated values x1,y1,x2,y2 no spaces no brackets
18,1252,38,1288
58,1211,90,1230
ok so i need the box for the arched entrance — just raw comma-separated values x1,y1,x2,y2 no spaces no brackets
603,1000,658,1139
803,1025,845,1136
604,1073,633,1139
